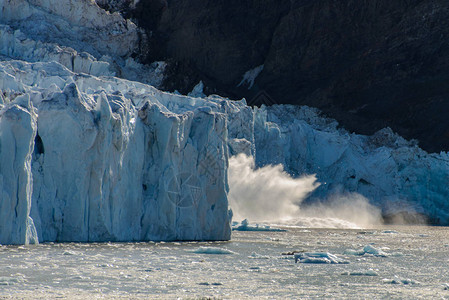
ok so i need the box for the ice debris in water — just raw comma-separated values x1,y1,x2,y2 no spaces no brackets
248,252,270,259
344,244,392,257
198,282,223,286
191,247,235,255
232,219,287,232
294,252,349,264
0,276,26,286
382,276,419,285
341,270,378,276
382,230,399,234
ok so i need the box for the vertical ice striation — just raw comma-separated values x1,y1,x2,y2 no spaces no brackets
0,0,232,243
138,101,229,241
0,94,38,244
24,69,231,242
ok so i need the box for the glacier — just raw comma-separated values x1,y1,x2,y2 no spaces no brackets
1,0,449,245
0,58,235,244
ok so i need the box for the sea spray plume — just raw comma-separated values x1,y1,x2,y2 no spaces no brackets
228,154,319,222
228,154,383,228
299,193,383,228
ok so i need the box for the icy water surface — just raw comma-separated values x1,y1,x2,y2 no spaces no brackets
1,226,449,299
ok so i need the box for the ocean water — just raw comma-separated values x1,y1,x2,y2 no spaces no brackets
1,226,448,299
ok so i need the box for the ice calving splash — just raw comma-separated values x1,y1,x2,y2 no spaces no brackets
228,154,382,229
228,154,318,222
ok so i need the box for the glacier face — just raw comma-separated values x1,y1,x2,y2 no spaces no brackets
0,0,235,243
1,0,449,244
0,59,233,244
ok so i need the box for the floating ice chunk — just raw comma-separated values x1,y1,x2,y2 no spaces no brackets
248,252,269,259
294,252,349,264
300,257,331,264
418,234,430,237
0,276,25,286
383,276,419,285
191,247,235,255
344,244,389,257
443,283,449,290
343,249,366,256
198,282,223,286
281,250,303,256
63,250,80,256
382,230,399,234
341,270,378,276
72,275,91,281
357,231,377,235
363,245,388,257
232,219,286,232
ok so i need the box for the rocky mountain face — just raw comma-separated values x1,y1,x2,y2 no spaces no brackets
107,0,449,153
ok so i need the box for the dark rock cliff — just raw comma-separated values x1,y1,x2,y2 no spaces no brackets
103,0,449,153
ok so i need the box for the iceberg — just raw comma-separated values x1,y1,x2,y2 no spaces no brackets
294,252,349,264
382,276,419,285
343,245,389,257
232,219,287,232
190,246,235,255
341,270,378,276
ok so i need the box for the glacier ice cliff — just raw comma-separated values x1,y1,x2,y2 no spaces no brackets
1,0,449,244
0,59,233,244
0,0,233,244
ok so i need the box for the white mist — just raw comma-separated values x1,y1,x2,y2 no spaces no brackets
228,154,382,228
